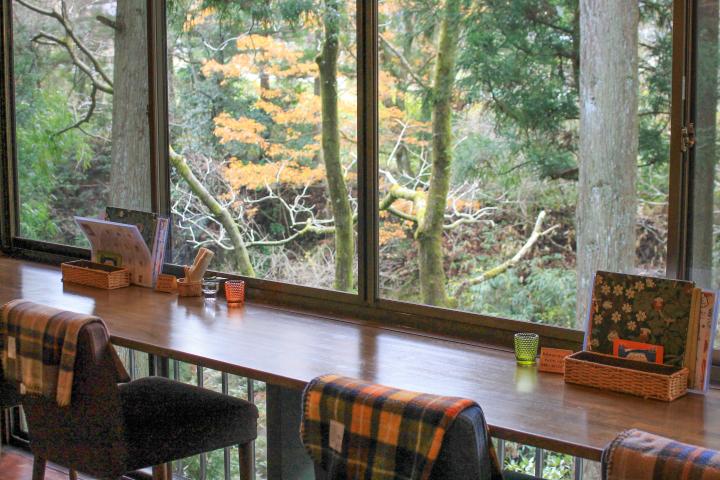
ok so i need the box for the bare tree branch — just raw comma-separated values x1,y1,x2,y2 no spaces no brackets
96,15,117,30
17,0,114,88
32,32,113,94
53,85,98,136
454,211,559,297
246,220,335,247
379,34,430,90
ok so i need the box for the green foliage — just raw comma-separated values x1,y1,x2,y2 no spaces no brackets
16,88,91,241
503,443,575,480
468,263,577,328
460,0,671,178
171,363,269,479
460,0,579,177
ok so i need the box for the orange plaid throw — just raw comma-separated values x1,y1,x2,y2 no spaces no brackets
0,299,129,406
300,374,502,480
603,429,720,480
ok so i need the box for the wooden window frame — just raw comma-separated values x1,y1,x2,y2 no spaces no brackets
0,0,697,351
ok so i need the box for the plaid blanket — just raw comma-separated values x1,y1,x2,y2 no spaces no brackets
603,429,720,480
0,299,129,406
301,374,502,480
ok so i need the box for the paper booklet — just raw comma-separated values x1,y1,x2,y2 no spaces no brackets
75,216,155,287
692,290,718,392
104,207,169,286
584,271,695,368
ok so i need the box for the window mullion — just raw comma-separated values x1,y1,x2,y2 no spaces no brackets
0,0,18,249
147,0,171,217
667,0,694,280
357,0,379,306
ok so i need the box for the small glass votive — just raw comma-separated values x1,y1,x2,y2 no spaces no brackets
514,333,539,366
201,278,219,301
225,279,246,306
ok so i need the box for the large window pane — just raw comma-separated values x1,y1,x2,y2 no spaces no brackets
378,0,671,329
167,1,358,292
689,0,720,346
13,0,150,246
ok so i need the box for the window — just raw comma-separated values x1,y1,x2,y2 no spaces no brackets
11,0,151,247
167,2,358,291
377,0,671,330
0,0,706,347
688,0,720,347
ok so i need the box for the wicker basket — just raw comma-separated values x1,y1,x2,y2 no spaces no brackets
61,260,130,290
564,351,688,401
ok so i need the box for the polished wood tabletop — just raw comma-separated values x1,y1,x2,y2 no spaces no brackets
1,256,718,461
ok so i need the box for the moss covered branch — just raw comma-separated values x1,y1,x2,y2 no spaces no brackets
169,147,255,276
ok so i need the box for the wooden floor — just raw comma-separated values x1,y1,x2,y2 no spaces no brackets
0,446,76,480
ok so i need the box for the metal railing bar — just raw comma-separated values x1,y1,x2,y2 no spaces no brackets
197,366,207,480
128,349,136,380
172,359,183,478
497,438,505,468
222,373,231,480
574,457,583,480
199,452,207,480
148,353,155,376
248,378,256,479
534,447,544,478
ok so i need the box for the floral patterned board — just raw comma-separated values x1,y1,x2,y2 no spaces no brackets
586,271,696,368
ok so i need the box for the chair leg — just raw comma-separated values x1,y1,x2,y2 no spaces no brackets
239,441,254,480
32,456,47,480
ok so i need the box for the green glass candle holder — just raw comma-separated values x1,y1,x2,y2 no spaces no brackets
514,333,539,366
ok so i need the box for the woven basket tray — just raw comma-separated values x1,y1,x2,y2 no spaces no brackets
61,260,130,290
564,351,688,401
177,278,203,297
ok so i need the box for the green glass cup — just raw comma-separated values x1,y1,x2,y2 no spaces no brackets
514,333,539,366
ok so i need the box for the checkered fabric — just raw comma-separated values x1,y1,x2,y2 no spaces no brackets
0,299,129,406
603,429,720,480
301,374,502,480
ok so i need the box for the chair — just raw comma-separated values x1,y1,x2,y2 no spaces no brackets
601,428,720,480
313,404,540,480
21,321,258,480
0,379,20,457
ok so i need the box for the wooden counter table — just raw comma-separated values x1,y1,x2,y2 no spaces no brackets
1,256,719,474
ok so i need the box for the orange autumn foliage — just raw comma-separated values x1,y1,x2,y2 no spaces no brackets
379,223,408,246
183,5,216,32
202,35,317,80
225,159,326,191
213,113,268,149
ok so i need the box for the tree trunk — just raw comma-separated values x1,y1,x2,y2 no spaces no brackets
317,0,354,292
416,0,462,307
110,0,151,211
690,0,718,288
577,0,639,326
